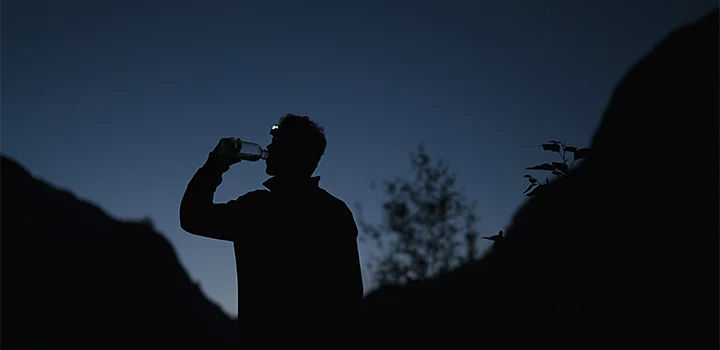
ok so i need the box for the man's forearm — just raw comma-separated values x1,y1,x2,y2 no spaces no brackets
179,153,231,233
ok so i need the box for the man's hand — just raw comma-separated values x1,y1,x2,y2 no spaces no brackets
210,137,244,167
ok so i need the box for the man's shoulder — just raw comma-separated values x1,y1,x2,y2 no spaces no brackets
317,188,353,215
236,189,271,201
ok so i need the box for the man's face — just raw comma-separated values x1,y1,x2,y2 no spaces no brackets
265,130,294,176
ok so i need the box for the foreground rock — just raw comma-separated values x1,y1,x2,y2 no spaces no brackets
358,9,718,350
1,156,238,349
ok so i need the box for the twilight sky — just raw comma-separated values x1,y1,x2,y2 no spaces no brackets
3,0,716,317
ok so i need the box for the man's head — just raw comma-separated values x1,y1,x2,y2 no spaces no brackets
266,114,327,177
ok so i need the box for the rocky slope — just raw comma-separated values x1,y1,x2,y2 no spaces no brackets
357,8,718,350
1,156,238,349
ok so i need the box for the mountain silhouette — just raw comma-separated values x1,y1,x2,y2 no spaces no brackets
0,155,238,349
357,8,718,350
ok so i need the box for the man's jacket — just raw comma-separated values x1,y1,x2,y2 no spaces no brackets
180,153,363,347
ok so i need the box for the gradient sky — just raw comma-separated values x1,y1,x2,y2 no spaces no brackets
3,0,716,317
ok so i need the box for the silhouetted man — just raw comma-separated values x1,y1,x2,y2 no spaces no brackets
180,114,363,348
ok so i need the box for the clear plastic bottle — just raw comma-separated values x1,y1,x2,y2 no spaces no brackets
236,139,268,162
218,138,268,162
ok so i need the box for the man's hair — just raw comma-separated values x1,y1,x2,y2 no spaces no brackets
272,113,327,166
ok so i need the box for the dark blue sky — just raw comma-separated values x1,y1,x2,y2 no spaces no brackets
3,0,716,316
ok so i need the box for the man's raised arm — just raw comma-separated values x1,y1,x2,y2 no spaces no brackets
179,151,241,241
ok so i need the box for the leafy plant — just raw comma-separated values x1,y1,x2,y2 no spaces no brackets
523,140,591,196
357,144,479,286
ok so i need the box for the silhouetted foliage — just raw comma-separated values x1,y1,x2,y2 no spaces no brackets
358,9,718,349
358,144,479,286
523,140,591,196
481,229,504,249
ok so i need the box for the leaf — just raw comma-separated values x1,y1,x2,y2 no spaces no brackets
540,143,561,152
526,163,555,171
564,146,577,153
552,171,563,177
526,184,542,196
523,174,533,178
523,183,538,194
574,148,592,160
552,162,569,173
528,177,538,183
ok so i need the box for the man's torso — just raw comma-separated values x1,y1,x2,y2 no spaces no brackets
232,186,360,335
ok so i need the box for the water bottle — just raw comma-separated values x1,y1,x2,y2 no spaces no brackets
218,138,268,162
